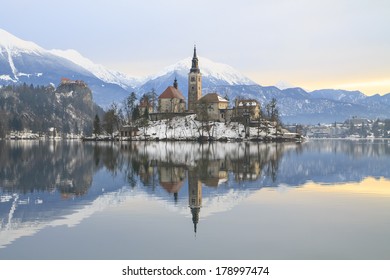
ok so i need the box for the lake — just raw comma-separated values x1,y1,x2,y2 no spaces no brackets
1,139,390,260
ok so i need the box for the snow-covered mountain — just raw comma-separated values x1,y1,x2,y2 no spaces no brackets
1,28,390,124
49,49,144,89
0,28,137,107
137,56,256,97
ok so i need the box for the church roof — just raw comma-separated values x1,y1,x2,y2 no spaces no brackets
160,181,184,193
198,93,228,103
159,86,185,100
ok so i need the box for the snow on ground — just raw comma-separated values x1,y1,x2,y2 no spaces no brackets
132,114,278,141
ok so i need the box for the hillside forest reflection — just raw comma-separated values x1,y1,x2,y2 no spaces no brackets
1,139,390,257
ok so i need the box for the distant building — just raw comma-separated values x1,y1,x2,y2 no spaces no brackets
119,125,140,138
60,78,87,87
234,99,261,120
346,116,370,126
138,96,154,116
196,93,229,122
158,78,186,113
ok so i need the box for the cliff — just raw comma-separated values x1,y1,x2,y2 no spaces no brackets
0,81,103,137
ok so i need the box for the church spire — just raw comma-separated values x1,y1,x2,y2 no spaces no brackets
173,77,178,89
193,44,197,59
191,207,200,235
190,45,200,73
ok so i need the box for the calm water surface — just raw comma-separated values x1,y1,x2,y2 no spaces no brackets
1,139,390,259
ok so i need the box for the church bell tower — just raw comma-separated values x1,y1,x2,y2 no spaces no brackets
188,45,202,112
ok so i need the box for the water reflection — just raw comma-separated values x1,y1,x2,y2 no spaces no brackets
1,139,390,251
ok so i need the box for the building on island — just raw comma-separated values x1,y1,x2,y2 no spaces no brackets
149,46,263,124
233,99,261,120
196,93,229,122
119,126,140,138
158,78,186,113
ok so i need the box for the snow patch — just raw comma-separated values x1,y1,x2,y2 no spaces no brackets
0,75,16,82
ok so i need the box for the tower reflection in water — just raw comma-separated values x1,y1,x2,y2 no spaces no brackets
153,163,203,234
188,167,202,235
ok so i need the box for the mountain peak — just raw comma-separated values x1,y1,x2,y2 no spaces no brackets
49,48,144,89
0,28,43,55
153,56,256,86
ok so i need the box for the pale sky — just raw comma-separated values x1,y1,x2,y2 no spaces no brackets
2,0,390,95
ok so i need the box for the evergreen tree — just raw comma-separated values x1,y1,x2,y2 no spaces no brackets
9,116,23,131
143,105,149,119
132,105,140,120
124,92,137,124
93,114,101,135
372,119,380,137
103,109,116,137
384,119,390,138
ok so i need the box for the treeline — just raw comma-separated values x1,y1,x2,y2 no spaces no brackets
95,90,157,136
348,119,390,138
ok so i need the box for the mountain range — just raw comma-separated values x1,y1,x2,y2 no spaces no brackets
1,28,389,124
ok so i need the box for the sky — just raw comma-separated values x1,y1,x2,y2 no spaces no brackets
1,0,390,95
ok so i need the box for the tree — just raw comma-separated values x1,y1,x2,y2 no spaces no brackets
132,105,140,120
360,122,368,138
384,119,390,138
196,100,212,139
143,105,149,119
123,92,137,124
140,94,151,119
93,114,101,136
264,98,280,125
0,122,6,139
148,88,158,113
9,116,23,131
349,121,356,135
103,109,116,137
103,103,121,137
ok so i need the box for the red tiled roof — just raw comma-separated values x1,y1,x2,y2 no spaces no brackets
159,86,185,100
160,181,184,193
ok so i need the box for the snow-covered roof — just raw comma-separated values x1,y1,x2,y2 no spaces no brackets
237,99,259,107
198,93,228,103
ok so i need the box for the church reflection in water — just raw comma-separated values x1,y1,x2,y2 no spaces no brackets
131,141,287,234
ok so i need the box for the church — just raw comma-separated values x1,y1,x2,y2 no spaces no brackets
155,46,229,122
157,46,202,114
